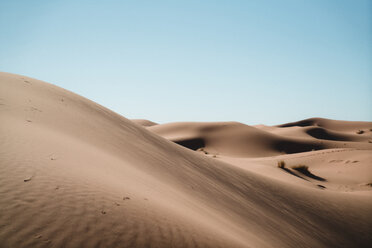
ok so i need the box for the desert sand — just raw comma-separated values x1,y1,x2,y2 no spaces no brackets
1,72,371,248
131,119,158,127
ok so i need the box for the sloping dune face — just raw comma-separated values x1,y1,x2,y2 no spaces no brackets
1,72,372,248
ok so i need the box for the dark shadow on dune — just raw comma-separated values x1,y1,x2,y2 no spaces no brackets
279,167,309,181
306,127,351,141
292,166,326,182
174,138,205,151
273,140,324,154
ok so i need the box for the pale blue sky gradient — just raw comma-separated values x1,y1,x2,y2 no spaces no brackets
1,0,371,125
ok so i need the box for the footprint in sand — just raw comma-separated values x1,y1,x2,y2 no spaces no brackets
24,176,33,182
30,107,42,112
317,185,326,189
329,159,343,163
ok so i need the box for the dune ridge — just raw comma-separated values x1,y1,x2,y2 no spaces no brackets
1,72,371,248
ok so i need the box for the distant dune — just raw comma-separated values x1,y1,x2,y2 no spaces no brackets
148,120,372,157
277,117,372,132
1,72,372,248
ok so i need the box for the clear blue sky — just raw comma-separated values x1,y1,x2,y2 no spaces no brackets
1,0,371,125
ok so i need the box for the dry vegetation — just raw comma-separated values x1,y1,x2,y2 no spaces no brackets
277,160,286,168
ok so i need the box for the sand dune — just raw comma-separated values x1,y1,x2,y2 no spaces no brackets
277,117,372,132
148,121,372,158
1,72,372,248
304,126,368,142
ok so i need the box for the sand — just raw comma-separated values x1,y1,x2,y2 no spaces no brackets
131,119,158,127
148,121,372,157
1,72,371,248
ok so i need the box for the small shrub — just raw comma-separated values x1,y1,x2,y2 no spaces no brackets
292,165,309,173
197,148,208,154
356,130,364,134
277,161,286,168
